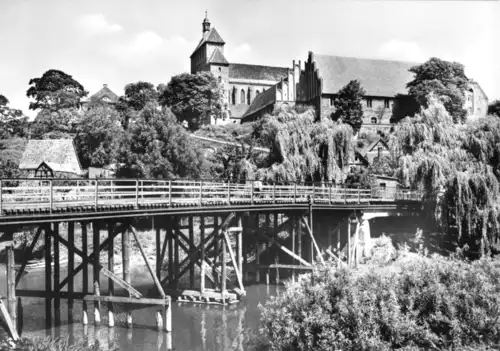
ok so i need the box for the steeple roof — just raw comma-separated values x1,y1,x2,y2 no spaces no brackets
190,27,225,58
208,48,229,65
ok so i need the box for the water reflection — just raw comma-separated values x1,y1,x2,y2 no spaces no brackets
1,265,277,351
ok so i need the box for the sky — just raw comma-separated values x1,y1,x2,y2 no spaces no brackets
0,0,499,119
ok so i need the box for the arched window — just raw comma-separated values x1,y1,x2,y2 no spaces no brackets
218,76,222,83
371,117,378,124
247,88,252,104
218,67,222,72
240,89,245,104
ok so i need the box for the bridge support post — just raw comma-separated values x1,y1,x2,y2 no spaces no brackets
221,230,226,304
255,213,260,284
93,221,101,325
6,244,16,337
82,222,89,325
68,222,74,325
189,216,195,289
107,223,115,328
44,224,52,328
200,216,205,294
53,223,61,328
122,224,132,328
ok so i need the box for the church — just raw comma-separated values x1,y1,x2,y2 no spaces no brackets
190,14,489,129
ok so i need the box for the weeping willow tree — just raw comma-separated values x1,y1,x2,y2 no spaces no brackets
391,94,500,257
251,105,353,182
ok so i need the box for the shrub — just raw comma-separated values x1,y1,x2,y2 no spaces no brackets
261,255,500,350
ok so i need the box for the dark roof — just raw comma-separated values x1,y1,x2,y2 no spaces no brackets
229,63,288,81
229,104,250,119
19,139,83,175
190,28,225,57
208,48,229,65
242,86,277,119
312,53,417,97
89,84,119,103
355,137,389,157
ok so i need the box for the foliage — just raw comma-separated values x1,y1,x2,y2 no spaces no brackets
369,156,398,178
30,108,79,139
194,122,255,144
0,98,28,139
407,57,469,123
0,138,26,180
261,255,500,350
0,336,116,350
159,72,223,130
390,95,500,256
390,94,420,123
488,100,500,118
332,79,365,133
122,81,158,112
116,103,205,179
255,105,353,182
0,94,9,106
26,69,88,111
74,106,125,169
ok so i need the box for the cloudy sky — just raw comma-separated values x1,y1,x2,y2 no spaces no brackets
1,0,498,118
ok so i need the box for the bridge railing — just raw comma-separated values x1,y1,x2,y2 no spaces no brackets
0,178,423,213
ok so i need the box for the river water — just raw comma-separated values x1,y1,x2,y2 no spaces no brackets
0,264,279,350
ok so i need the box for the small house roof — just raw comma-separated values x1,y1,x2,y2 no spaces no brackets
88,84,119,103
19,139,83,175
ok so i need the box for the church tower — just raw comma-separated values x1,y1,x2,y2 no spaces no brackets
190,13,230,122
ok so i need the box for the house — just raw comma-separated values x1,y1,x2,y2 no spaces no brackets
81,84,119,110
350,137,391,171
19,139,83,178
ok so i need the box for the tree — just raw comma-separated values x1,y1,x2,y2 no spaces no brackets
74,106,125,169
26,69,88,111
122,81,158,111
0,96,28,139
30,108,79,139
116,103,206,179
407,57,469,123
159,72,223,130
488,100,500,118
0,94,9,106
331,80,365,133
254,105,353,183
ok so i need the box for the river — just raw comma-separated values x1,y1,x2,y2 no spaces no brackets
0,263,279,350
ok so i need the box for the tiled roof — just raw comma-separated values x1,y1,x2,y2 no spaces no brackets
355,137,389,157
242,86,277,119
229,63,288,81
19,139,83,175
89,85,119,103
312,53,417,97
229,104,250,119
208,48,229,65
190,28,225,57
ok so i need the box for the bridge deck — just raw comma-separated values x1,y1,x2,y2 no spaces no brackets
0,179,422,223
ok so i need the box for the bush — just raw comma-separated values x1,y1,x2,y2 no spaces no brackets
260,255,500,350
0,337,117,351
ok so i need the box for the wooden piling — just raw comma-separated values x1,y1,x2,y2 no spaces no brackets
93,221,101,325
213,216,219,289
347,218,351,266
274,213,279,284
266,214,270,285
82,222,88,325
44,225,52,328
165,296,172,332
156,310,163,331
108,223,115,327
255,213,260,283
221,234,226,303
200,216,205,294
156,219,161,281
68,222,74,324
291,216,296,281
189,216,195,289
236,217,243,285
53,223,60,327
167,222,173,287
6,245,16,335
174,219,180,290
122,226,132,328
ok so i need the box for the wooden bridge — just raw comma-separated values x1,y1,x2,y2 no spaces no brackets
0,178,423,343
